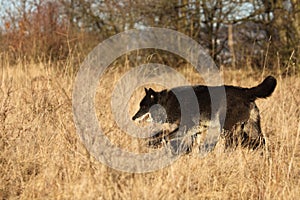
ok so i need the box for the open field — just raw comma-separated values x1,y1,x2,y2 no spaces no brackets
0,58,299,199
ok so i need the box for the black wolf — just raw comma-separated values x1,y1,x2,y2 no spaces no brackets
132,76,277,152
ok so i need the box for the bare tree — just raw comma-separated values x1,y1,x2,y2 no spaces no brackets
0,0,298,68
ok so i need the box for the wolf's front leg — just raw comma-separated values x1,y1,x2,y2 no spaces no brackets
147,124,179,148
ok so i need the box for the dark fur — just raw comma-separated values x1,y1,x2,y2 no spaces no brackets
132,76,277,151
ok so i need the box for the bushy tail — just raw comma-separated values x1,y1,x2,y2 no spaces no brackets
248,76,277,100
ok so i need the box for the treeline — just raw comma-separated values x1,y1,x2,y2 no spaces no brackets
0,0,299,70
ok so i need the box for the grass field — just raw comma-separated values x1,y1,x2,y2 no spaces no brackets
0,57,299,199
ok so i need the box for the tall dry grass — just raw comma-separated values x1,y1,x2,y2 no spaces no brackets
0,54,299,199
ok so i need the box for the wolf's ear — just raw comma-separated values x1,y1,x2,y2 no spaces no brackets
148,88,155,93
144,88,148,94
160,89,167,96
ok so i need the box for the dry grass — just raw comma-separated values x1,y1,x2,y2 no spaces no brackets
0,57,299,199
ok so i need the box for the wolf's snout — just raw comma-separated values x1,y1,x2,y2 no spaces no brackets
132,112,151,123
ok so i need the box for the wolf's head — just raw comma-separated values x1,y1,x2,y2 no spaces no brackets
132,88,167,123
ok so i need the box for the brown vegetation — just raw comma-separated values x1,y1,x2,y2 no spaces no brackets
0,0,299,199
0,55,299,199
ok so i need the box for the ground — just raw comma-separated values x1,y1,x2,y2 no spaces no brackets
0,59,299,199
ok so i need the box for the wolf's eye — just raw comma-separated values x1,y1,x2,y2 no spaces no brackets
150,95,154,99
